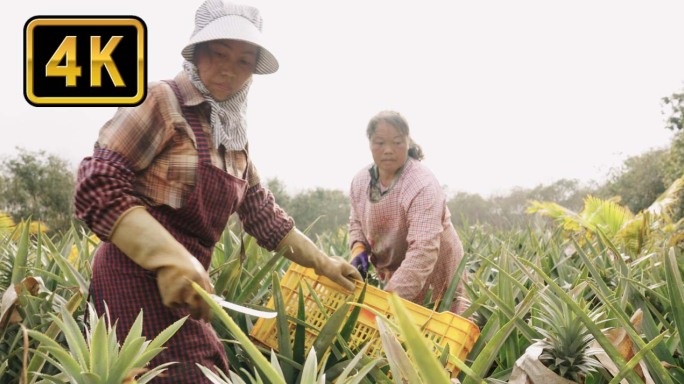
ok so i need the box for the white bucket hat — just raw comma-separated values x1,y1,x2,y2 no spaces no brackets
181,0,279,74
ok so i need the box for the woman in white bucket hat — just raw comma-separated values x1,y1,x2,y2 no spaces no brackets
74,0,361,382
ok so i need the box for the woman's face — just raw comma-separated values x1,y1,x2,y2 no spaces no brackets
370,121,409,177
194,39,257,101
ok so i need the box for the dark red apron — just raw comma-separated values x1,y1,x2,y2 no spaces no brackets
89,80,247,383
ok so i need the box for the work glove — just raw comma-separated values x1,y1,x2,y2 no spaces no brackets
350,242,369,280
277,228,362,291
110,206,213,321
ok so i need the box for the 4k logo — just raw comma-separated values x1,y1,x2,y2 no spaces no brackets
24,16,147,106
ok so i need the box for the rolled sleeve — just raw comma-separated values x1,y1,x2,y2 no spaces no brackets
74,149,144,240
237,183,294,251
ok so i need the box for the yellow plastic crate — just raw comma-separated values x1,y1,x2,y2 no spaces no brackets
250,263,480,378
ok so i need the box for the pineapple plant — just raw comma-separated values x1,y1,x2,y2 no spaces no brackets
26,304,186,383
532,290,602,383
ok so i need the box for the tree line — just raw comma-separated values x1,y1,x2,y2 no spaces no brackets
2,86,683,238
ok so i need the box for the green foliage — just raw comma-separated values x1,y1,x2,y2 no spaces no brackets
663,131,684,184
267,179,350,239
596,148,668,214
662,88,684,131
266,177,291,210
0,212,15,234
660,86,684,223
448,192,492,229
529,177,684,257
0,225,89,383
448,179,595,231
314,226,352,259
528,195,635,241
664,248,684,363
0,148,76,234
661,131,684,220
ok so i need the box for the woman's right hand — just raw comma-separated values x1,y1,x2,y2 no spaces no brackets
110,206,214,321
156,256,213,321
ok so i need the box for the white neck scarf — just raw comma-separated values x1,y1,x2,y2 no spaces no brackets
183,60,250,151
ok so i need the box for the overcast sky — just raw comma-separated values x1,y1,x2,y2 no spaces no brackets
3,1,683,198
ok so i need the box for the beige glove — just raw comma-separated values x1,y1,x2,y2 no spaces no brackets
277,228,362,291
110,206,213,321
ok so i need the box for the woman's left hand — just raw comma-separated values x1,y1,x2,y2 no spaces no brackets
350,251,369,280
277,228,362,291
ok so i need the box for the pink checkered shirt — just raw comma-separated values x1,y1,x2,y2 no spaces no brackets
348,158,469,314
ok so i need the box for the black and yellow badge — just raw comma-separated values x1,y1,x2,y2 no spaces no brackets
24,16,147,106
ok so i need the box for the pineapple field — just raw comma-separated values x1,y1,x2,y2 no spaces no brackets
1,182,684,383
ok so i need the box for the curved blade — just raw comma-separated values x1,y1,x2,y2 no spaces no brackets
210,294,277,319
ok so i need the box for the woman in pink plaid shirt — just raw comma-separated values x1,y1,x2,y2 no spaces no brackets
348,111,470,315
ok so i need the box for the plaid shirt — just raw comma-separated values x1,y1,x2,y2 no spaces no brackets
348,158,469,313
74,71,293,250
